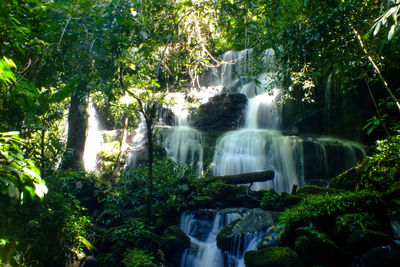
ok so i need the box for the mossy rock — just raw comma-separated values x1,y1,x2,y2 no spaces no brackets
260,189,280,210
294,232,351,266
257,224,285,249
355,245,400,267
278,192,302,209
244,247,304,267
329,165,361,191
344,230,393,254
216,209,278,252
260,190,302,211
161,225,190,264
335,212,382,237
296,185,340,196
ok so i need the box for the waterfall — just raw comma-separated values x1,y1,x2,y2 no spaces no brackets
211,49,304,193
180,210,263,267
83,101,103,172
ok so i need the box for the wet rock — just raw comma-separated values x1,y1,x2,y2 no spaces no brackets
244,246,305,267
353,245,400,267
190,93,247,132
257,224,285,249
216,209,279,252
161,225,190,265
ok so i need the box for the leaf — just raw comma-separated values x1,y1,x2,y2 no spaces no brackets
388,24,396,41
373,21,381,36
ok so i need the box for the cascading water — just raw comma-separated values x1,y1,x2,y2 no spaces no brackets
180,210,264,267
83,100,103,172
212,49,304,193
162,93,205,174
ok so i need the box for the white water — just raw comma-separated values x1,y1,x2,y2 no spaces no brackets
211,49,304,193
180,210,262,267
83,101,103,172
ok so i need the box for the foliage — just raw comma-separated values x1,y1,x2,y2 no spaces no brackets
98,218,158,266
330,134,400,192
98,158,200,226
0,170,95,266
279,190,381,225
0,132,47,202
122,248,157,267
372,0,400,41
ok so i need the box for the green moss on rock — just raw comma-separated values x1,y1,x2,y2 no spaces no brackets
335,212,382,237
244,247,304,267
294,231,350,266
161,225,190,264
344,230,393,254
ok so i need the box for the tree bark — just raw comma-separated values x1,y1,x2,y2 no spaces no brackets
145,107,155,219
60,88,88,170
204,170,275,184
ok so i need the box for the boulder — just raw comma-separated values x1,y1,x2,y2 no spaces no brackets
345,230,394,254
244,246,304,267
354,245,400,267
190,93,247,132
216,209,279,252
260,190,302,211
294,231,351,266
161,225,190,265
257,224,285,249
334,212,382,238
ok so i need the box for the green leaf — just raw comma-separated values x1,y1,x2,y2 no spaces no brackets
388,24,396,40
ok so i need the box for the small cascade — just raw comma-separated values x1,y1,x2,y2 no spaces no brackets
83,101,103,172
212,129,302,193
226,231,265,267
180,209,263,267
125,115,147,169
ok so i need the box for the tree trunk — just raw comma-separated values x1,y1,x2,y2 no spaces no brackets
145,107,155,219
60,88,88,170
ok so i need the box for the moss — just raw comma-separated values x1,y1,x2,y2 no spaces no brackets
296,185,341,196
161,225,190,264
335,212,382,237
260,189,280,210
330,135,400,192
329,166,361,191
294,232,350,267
244,247,304,267
260,190,302,211
278,190,382,246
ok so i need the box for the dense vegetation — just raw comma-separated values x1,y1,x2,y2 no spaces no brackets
1,0,400,266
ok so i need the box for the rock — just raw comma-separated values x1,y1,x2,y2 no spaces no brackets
354,245,400,267
190,93,247,132
244,246,305,267
161,225,190,265
329,165,361,191
334,213,382,238
260,190,302,211
216,209,279,252
257,224,285,249
260,189,280,210
294,231,351,266
296,184,340,196
345,230,394,254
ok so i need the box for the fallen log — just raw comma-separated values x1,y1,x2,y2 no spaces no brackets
204,170,274,185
